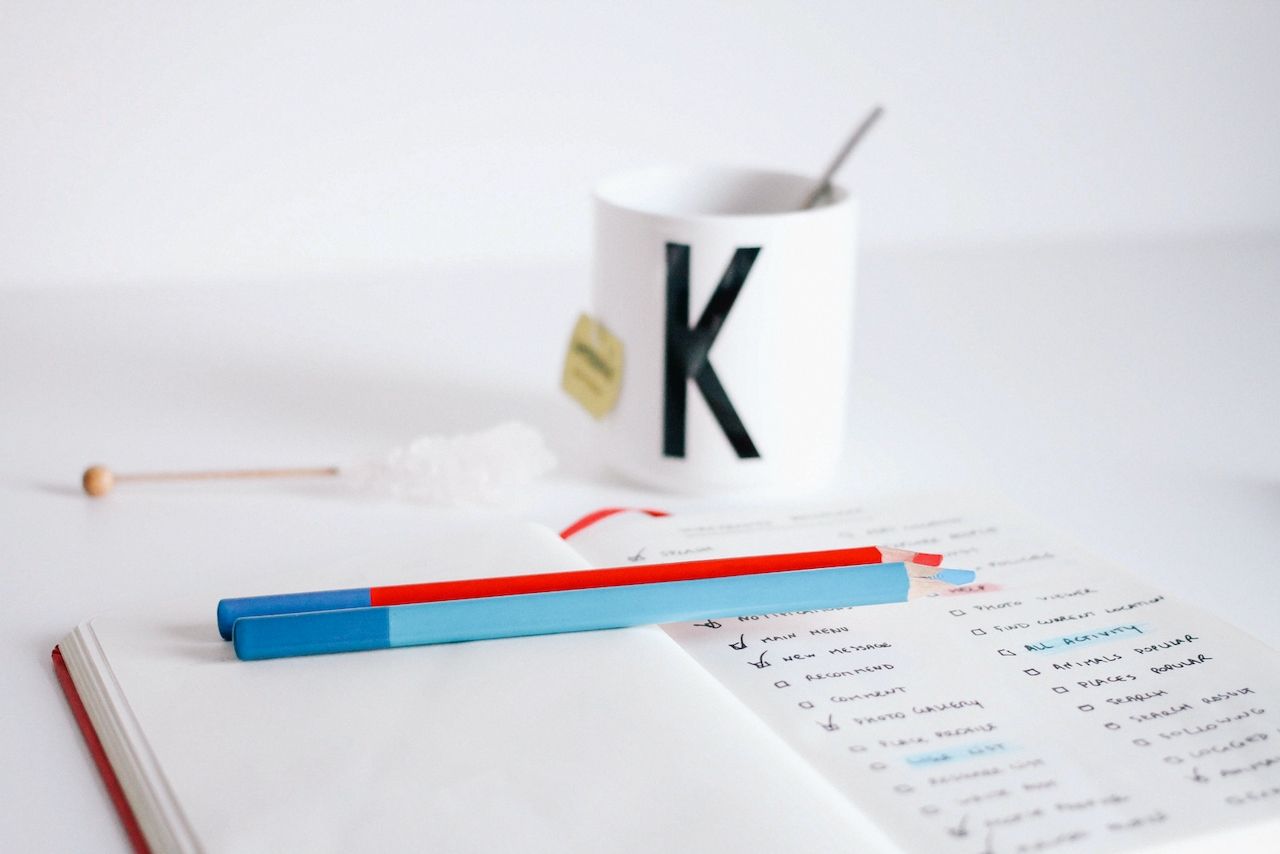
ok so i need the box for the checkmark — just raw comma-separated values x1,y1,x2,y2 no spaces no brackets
946,814,970,839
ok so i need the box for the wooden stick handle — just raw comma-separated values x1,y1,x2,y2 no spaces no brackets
82,465,339,496
116,466,340,483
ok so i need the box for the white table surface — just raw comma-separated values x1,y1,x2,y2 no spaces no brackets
2,236,1278,851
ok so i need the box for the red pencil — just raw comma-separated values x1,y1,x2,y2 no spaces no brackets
216,545,942,640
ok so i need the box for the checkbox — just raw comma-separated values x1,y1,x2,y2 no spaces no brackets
998,648,1016,657
950,609,966,616
1023,668,1040,676
799,700,814,709
1105,722,1121,731
1077,704,1094,712
774,680,790,689
971,628,987,636
1052,686,1069,694
1133,738,1150,747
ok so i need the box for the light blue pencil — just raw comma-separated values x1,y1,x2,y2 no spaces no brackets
232,562,975,660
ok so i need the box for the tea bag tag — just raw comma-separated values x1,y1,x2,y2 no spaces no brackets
561,313,623,419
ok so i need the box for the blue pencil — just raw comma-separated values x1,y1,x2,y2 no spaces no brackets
231,562,975,660
214,544,944,640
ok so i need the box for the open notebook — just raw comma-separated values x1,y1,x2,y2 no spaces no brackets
56,499,1280,853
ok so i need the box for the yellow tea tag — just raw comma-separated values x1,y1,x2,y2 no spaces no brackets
561,313,624,419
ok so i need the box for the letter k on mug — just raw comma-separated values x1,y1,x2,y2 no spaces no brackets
591,165,857,493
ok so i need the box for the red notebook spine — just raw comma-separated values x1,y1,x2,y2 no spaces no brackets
52,645,152,854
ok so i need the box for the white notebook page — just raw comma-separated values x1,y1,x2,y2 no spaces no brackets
75,520,877,853
569,500,1280,853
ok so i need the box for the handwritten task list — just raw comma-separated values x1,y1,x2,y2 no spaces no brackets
571,502,1280,853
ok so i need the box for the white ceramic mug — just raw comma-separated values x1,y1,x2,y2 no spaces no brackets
591,165,857,493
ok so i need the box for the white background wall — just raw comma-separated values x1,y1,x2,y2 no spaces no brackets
2,0,1278,289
